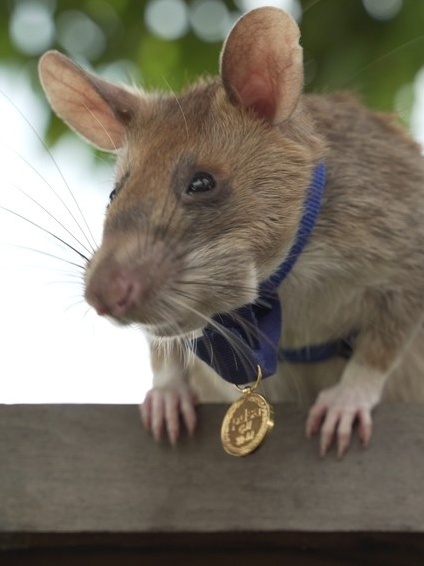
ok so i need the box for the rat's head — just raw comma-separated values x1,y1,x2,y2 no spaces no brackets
38,7,322,339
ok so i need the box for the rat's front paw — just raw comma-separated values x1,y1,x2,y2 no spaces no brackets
306,384,376,458
141,386,199,445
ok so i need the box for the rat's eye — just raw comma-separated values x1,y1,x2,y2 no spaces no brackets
108,171,130,207
109,187,118,204
186,172,216,195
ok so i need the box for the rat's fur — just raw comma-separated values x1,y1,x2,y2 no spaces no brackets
38,8,424,456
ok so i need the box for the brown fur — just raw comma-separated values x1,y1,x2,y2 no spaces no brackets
38,8,424,455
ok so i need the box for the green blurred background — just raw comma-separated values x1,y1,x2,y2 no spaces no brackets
1,0,424,144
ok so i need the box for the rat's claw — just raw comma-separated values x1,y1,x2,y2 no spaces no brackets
164,391,180,445
151,389,167,441
318,408,356,458
357,408,373,448
335,410,356,458
307,384,375,458
319,409,340,457
305,403,326,438
141,386,198,444
180,392,198,437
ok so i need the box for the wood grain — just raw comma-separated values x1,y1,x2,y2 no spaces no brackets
1,403,424,563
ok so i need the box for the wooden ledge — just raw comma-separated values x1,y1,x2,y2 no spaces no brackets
1,403,424,564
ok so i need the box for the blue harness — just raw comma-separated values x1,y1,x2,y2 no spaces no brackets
193,162,353,385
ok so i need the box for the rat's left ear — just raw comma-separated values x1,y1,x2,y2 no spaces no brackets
220,7,303,124
38,50,139,151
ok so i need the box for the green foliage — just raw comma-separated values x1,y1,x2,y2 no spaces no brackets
1,0,423,144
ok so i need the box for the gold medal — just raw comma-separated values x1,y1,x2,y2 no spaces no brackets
221,366,274,456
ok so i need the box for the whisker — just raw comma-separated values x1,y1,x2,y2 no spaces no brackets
0,90,97,252
6,147,96,254
7,181,93,257
340,35,424,90
3,243,85,270
44,278,83,287
81,304,95,321
169,291,259,381
0,205,89,263
162,77,189,140
81,98,118,152
62,297,88,314
174,276,259,296
303,0,323,14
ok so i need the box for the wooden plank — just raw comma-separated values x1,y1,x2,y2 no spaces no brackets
1,403,424,563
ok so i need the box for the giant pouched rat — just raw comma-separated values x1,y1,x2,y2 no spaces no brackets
38,7,424,457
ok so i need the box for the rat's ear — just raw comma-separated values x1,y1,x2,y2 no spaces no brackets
38,51,139,151
220,7,303,124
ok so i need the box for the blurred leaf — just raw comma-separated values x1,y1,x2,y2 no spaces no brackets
1,0,423,142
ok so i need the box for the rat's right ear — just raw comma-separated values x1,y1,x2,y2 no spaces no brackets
220,7,303,124
38,51,139,151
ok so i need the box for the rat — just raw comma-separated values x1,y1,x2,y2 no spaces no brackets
37,7,424,457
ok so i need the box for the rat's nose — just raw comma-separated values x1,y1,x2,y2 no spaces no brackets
85,271,143,319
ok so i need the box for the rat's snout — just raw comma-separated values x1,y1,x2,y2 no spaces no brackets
84,235,173,325
85,267,144,318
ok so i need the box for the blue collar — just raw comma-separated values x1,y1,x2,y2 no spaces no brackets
193,161,327,385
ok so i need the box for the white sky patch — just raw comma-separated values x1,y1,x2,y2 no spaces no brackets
0,68,152,404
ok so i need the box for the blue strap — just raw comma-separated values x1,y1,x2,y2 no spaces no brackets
279,337,355,364
193,162,329,385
